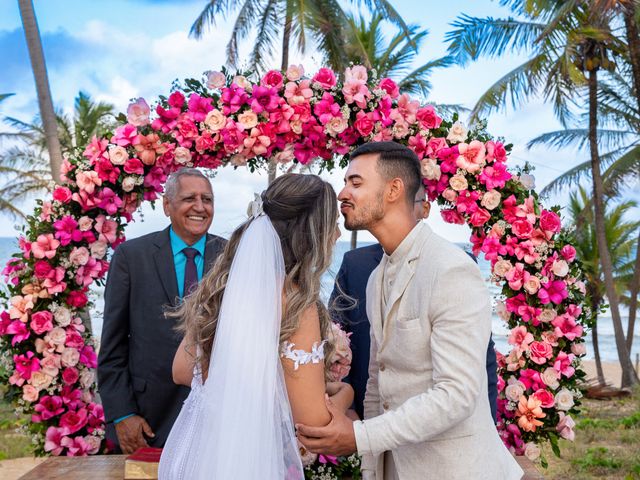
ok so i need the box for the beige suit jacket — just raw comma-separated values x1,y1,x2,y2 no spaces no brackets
353,223,523,480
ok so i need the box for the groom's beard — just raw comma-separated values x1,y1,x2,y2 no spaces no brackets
342,196,385,231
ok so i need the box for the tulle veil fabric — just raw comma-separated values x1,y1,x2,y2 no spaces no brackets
158,215,303,479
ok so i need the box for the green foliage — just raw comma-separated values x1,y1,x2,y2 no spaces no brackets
573,447,623,470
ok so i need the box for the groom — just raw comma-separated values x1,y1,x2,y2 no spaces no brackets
297,142,522,479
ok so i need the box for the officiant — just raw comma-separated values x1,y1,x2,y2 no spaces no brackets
98,168,226,453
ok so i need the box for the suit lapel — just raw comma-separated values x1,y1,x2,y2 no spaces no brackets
369,257,386,346
153,227,179,303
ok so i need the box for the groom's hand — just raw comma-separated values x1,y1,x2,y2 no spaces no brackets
296,394,357,456
115,415,155,453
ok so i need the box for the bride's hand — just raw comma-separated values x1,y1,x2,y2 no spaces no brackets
325,382,354,412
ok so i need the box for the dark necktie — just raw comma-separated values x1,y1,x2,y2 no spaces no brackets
183,247,199,296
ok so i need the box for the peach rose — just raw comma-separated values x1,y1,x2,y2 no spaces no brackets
449,174,468,191
539,308,557,323
69,247,90,266
204,109,226,132
40,354,61,377
108,145,129,165
493,259,513,277
23,384,39,403
29,371,53,391
421,159,441,181
174,147,193,165
505,380,525,402
237,111,259,130
232,75,250,89
456,140,486,173
442,188,458,203
90,241,108,259
285,65,304,81
49,327,67,346
78,216,93,231
523,275,541,294
481,189,501,210
61,347,80,368
326,116,348,136
552,259,569,277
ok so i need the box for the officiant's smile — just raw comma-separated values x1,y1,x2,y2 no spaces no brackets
162,175,214,245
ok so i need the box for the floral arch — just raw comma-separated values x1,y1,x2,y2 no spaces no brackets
0,65,587,463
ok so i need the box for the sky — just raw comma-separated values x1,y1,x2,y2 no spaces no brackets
0,0,629,243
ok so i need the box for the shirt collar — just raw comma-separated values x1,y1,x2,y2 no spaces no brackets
169,227,207,256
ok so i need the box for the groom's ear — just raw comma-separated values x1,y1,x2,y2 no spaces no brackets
386,177,406,204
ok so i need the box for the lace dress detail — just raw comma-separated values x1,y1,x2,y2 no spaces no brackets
280,340,327,370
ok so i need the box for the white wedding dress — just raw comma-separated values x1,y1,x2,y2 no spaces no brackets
158,215,316,479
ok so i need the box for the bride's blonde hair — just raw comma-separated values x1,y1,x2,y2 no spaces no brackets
173,173,338,373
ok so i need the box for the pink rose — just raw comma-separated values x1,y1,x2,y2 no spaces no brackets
540,210,561,234
512,219,534,239
206,71,226,89
66,290,88,309
23,384,39,403
481,190,501,210
61,348,80,368
62,367,79,385
59,408,88,434
77,216,93,232
561,245,577,262
53,187,72,203
532,389,555,408
523,275,541,294
456,140,486,173
556,412,576,440
529,341,553,365
261,70,284,90
69,247,90,266
378,78,399,98
126,98,151,127
571,342,587,356
30,311,54,335
312,68,337,89
416,105,442,130
353,111,374,136
286,64,304,81
108,145,129,166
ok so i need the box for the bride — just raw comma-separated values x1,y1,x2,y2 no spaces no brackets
159,173,354,479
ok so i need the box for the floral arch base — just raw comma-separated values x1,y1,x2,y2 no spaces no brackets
0,65,587,462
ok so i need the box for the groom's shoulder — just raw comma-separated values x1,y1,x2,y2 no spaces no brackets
418,227,475,270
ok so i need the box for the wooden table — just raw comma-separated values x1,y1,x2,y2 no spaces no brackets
19,453,544,479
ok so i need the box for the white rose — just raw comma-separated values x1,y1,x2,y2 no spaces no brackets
326,116,348,136
206,70,226,89
449,174,468,191
571,342,587,356
90,241,108,259
204,109,226,132
232,75,250,89
49,327,67,346
77,216,93,231
542,367,560,390
421,159,441,181
493,259,513,277
53,306,72,327
518,173,536,190
80,370,95,389
539,308,557,323
505,380,525,402
174,147,193,165
446,121,468,143
555,388,575,410
122,176,137,192
108,145,129,165
524,443,541,462
61,347,80,368
481,189,501,210
285,64,304,81
552,259,569,277
69,247,90,266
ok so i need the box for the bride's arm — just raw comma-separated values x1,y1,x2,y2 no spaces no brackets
172,336,195,386
282,305,332,427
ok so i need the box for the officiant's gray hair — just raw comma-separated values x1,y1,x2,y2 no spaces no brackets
164,168,212,202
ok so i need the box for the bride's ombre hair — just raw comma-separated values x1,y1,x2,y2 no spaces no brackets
174,173,338,374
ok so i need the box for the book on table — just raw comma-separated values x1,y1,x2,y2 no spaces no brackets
124,447,162,479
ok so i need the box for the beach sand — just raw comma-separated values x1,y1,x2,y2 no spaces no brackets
581,359,628,389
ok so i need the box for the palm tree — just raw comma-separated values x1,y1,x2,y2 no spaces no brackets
445,0,638,387
567,187,638,385
0,92,115,220
18,0,63,183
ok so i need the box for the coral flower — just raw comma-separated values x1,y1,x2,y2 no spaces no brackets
516,396,545,432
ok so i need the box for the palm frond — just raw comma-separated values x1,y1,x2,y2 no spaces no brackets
190,0,238,39
602,144,640,195
526,128,635,152
226,0,264,67
248,0,280,73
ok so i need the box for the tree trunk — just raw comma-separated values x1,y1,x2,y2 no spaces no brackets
592,317,606,386
626,229,640,354
18,0,62,184
350,230,358,250
587,68,638,387
267,2,295,185
623,2,640,356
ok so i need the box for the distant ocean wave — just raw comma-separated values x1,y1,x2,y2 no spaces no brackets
1,236,637,363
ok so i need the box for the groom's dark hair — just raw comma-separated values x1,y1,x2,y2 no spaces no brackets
349,141,422,205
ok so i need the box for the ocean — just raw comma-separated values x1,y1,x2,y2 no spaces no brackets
1,236,638,363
